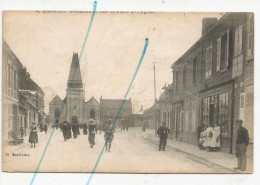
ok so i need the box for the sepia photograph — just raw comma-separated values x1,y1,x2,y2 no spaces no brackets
2,11,254,174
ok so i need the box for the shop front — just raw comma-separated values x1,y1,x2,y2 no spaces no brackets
200,82,233,152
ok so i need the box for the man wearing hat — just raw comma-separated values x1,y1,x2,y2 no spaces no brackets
234,119,249,171
157,122,170,151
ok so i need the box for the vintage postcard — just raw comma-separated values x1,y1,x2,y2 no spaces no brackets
2,11,254,173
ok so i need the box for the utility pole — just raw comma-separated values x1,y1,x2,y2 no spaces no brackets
153,62,157,136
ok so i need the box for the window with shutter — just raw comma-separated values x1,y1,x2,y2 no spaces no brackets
234,28,238,57
183,64,186,88
209,45,212,76
175,71,179,92
205,47,209,78
238,25,243,55
237,54,243,76
234,25,243,57
232,54,243,78
248,15,254,57
233,25,244,78
226,29,230,67
217,38,221,72
205,44,212,78
193,56,197,84
217,30,229,73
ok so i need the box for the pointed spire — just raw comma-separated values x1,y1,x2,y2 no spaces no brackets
67,52,83,88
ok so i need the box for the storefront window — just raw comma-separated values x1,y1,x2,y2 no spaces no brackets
201,92,229,135
218,92,229,135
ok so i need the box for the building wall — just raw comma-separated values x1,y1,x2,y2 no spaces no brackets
66,88,84,123
2,42,21,140
171,13,253,153
243,13,254,142
49,103,63,124
83,99,100,125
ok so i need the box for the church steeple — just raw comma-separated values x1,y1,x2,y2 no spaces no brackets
67,52,83,88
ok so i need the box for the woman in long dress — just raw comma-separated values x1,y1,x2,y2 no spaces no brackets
210,122,221,152
103,119,115,152
203,124,213,151
88,119,97,148
29,121,38,148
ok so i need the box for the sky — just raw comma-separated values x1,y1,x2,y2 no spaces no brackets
3,11,223,113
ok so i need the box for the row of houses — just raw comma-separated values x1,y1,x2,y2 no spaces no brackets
144,13,254,153
2,41,45,141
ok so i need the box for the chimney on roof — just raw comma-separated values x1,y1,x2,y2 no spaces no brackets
202,18,218,36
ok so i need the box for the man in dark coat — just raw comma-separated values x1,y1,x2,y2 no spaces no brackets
197,124,203,147
82,122,88,135
72,123,78,139
234,119,249,171
61,121,68,141
157,122,170,151
55,119,59,130
76,123,80,136
67,122,72,139
43,123,48,134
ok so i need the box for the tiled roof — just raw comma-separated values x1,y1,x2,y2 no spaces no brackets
49,95,63,105
67,52,83,86
100,99,132,110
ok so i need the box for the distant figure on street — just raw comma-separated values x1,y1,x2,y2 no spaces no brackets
120,122,125,131
76,123,80,136
66,122,72,140
55,119,59,130
20,126,24,138
40,122,43,132
234,120,249,171
43,123,48,134
197,124,203,147
29,121,38,148
210,123,221,152
157,122,170,151
82,122,88,135
88,119,97,148
143,122,147,132
72,123,78,139
103,119,115,152
61,121,68,141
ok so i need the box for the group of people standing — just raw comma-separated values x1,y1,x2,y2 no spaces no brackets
60,119,115,152
39,122,48,134
197,120,249,171
60,121,86,141
197,123,221,152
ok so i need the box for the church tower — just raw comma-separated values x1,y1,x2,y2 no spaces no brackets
66,52,84,123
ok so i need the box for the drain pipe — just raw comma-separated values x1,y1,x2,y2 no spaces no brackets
230,80,235,154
